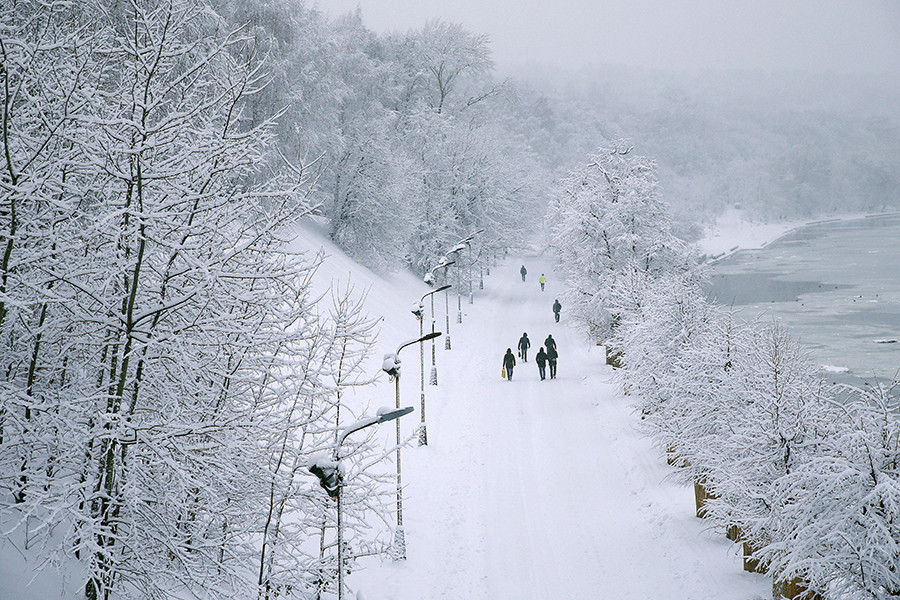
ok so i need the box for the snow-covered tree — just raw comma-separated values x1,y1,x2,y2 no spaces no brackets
699,322,839,573
0,1,335,598
550,140,697,345
255,281,387,599
763,380,900,599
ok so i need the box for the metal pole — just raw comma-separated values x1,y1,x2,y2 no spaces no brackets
418,315,427,446
456,265,462,324
329,407,413,588
393,375,405,559
336,465,344,600
444,288,451,350
430,294,437,385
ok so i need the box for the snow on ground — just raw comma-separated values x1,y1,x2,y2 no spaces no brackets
697,208,809,258
1,222,772,599
327,240,771,599
695,207,893,260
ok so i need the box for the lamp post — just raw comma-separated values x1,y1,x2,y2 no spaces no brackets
424,260,454,372
446,242,468,325
412,285,450,446
381,331,441,559
445,230,483,325
444,284,451,350
308,406,413,600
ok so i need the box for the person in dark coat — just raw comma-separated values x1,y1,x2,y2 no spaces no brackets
503,348,516,380
520,265,527,281
552,299,562,323
544,334,557,355
517,332,531,361
547,344,558,379
535,346,548,380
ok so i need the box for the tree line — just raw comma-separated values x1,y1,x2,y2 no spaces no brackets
0,0,524,597
550,142,900,599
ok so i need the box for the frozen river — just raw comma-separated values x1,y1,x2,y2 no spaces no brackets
706,214,900,386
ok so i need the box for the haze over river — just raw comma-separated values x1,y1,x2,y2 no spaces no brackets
706,214,900,386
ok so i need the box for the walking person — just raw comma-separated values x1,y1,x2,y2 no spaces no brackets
547,344,558,379
539,273,546,291
518,332,531,362
503,348,516,380
535,346,548,380
544,334,558,379
552,298,562,323
520,265,527,282
544,334,557,355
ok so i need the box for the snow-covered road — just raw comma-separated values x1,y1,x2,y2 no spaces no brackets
349,254,769,599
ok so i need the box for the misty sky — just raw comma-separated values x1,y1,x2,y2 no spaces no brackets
317,0,900,76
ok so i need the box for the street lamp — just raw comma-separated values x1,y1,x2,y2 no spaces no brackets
445,229,483,325
447,244,468,325
308,406,413,600
412,285,450,446
381,331,441,560
424,259,454,372
425,258,455,352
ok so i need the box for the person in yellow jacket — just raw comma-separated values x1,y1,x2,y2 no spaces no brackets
539,273,547,291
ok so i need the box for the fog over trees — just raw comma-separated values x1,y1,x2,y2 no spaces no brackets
2,0,899,598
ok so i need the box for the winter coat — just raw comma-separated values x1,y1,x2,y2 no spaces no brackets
539,275,547,284
520,265,527,276
553,300,561,314
547,346,558,362
518,335,531,352
535,349,548,366
503,350,516,369
544,336,557,353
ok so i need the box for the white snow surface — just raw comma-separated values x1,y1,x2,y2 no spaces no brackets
284,223,769,599
695,207,884,259
697,208,808,258
1,220,771,599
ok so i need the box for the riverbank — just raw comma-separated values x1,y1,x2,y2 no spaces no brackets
696,208,900,262
705,212,900,385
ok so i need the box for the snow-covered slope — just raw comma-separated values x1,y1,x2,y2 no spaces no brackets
312,233,771,599
1,220,771,599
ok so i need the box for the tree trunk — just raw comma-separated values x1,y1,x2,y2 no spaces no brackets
773,576,822,600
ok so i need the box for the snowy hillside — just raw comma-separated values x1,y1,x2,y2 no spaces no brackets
291,224,771,599
1,221,771,599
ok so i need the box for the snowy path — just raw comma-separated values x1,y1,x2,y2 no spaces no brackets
350,255,769,600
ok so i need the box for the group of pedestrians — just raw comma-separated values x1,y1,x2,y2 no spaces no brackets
520,265,548,293
503,333,558,381
521,265,563,323
502,264,561,381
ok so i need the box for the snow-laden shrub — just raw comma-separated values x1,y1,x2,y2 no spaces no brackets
549,140,697,345
550,135,900,600
763,381,900,599
699,322,840,565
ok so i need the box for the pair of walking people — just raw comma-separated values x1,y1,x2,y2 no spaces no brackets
504,333,557,381
535,334,558,380
504,332,530,381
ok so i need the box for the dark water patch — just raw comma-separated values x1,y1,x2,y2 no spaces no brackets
706,214,900,388
705,273,850,305
836,306,900,329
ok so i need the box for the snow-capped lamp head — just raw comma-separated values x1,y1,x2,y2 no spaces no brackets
307,453,342,500
411,302,424,319
423,272,435,286
382,352,400,379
